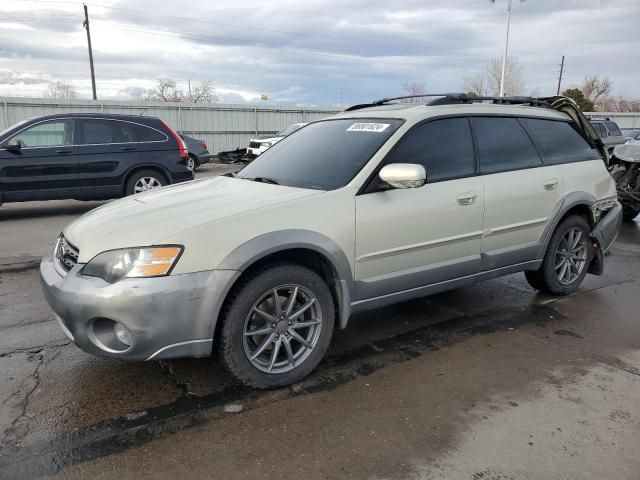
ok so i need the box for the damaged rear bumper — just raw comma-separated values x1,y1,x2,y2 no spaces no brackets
589,201,623,275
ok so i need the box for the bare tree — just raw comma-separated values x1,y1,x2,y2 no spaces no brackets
44,80,78,100
144,78,218,103
187,80,218,103
144,79,185,102
399,82,427,103
599,95,640,112
581,75,612,103
463,56,525,97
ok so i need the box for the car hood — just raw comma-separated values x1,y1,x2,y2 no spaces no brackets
64,176,321,263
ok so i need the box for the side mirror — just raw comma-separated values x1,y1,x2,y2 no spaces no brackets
379,163,426,189
1,139,22,152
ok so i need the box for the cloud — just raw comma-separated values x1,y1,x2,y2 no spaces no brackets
0,0,638,103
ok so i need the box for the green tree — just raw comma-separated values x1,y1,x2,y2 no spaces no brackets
562,88,595,111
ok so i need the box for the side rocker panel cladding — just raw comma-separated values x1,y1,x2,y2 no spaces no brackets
217,230,354,329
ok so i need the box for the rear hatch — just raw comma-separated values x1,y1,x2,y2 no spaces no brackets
541,96,608,161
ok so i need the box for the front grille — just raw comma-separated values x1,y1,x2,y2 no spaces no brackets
249,141,261,149
55,236,80,273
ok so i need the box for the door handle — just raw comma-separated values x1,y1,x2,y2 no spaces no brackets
544,178,559,191
120,146,136,151
457,191,477,206
55,149,72,155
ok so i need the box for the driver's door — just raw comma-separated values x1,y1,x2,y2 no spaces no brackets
354,117,485,301
0,119,79,202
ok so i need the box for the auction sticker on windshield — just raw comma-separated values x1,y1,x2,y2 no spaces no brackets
346,122,391,133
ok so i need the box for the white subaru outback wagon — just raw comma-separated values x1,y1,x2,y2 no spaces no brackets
41,94,622,388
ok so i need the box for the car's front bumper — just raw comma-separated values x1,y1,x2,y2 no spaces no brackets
40,248,239,361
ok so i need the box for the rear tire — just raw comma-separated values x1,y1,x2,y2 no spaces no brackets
218,263,335,389
187,155,199,172
524,215,593,295
125,169,167,196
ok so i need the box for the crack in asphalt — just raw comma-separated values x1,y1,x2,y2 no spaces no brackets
2,352,45,448
0,340,71,359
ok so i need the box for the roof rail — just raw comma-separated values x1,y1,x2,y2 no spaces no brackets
344,93,551,111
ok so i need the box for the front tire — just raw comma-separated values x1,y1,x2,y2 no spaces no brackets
525,215,593,295
218,263,335,388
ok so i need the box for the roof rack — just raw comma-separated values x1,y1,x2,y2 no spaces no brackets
344,93,551,111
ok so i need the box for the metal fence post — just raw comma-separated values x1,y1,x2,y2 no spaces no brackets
2,100,8,130
254,107,258,135
177,105,182,131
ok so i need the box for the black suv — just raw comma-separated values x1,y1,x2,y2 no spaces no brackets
0,113,193,205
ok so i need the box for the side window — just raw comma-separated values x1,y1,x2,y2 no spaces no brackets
604,121,622,136
591,123,606,137
80,120,136,144
134,124,167,142
384,118,475,182
11,120,71,147
471,117,542,174
520,118,601,164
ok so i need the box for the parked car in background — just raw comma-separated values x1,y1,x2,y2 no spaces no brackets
40,94,621,389
0,113,192,205
623,130,640,143
589,119,626,155
178,132,211,171
247,123,307,157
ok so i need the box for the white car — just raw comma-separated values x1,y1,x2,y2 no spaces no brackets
247,123,307,156
40,94,622,388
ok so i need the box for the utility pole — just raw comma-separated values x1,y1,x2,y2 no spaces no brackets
556,55,565,95
83,4,97,100
188,79,191,100
498,0,512,98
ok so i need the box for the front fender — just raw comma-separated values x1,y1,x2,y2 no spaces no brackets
217,229,354,329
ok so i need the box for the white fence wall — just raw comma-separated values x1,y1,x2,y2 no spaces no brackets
0,97,339,155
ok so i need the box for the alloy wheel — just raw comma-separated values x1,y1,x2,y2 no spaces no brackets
243,284,322,374
134,176,162,193
186,157,196,171
555,227,588,285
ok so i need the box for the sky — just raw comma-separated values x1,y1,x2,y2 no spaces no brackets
0,0,638,106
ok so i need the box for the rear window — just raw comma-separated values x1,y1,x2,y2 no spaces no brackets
520,118,601,164
604,121,622,136
80,119,136,144
471,117,542,174
134,124,167,142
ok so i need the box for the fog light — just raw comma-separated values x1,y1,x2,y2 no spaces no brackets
114,323,133,346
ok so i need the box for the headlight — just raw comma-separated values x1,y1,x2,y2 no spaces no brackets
262,142,272,148
81,246,183,283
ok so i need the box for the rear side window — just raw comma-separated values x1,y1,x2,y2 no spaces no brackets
384,118,475,182
134,124,167,142
80,120,136,144
604,121,622,136
591,123,606,137
471,117,542,174
520,118,601,164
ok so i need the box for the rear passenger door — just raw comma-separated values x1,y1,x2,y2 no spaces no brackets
76,118,141,199
473,116,564,270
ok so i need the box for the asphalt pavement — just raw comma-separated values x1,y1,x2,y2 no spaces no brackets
1,168,639,479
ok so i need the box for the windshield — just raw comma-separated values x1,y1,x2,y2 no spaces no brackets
238,118,402,190
276,124,306,137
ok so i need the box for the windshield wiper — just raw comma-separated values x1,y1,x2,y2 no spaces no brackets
247,176,280,185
